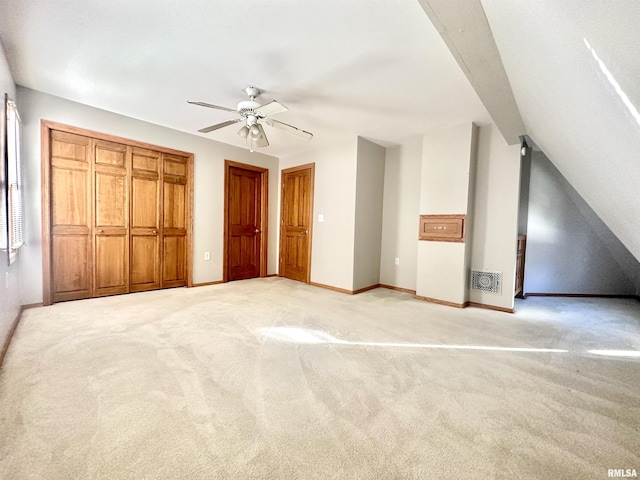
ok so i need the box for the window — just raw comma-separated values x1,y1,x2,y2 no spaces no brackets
2,94,24,265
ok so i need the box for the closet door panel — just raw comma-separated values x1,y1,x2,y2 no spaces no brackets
161,153,188,287
52,235,91,302
95,140,127,168
130,147,161,292
131,235,159,287
50,131,92,302
163,235,186,284
163,182,186,229
95,172,126,227
51,167,89,227
51,131,89,162
93,140,129,296
131,177,158,227
94,234,128,294
163,160,186,177
132,153,159,173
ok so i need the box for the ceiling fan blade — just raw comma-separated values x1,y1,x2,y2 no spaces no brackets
265,118,313,140
255,100,288,117
188,101,237,113
198,119,241,133
255,124,269,147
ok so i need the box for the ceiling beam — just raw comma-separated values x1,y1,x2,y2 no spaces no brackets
417,0,525,145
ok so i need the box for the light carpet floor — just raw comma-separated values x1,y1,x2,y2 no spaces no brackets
1,277,639,479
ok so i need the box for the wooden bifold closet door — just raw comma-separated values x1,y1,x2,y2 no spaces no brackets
44,124,192,304
93,139,129,297
130,147,161,292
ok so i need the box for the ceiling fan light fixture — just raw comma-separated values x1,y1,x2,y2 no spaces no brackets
255,124,269,148
238,125,250,139
249,124,261,138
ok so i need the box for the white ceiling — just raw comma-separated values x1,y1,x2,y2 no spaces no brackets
0,0,490,158
3,0,639,262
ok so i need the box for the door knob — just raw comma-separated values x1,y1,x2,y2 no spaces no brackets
97,229,103,233
152,230,157,234
255,229,260,233
304,230,308,234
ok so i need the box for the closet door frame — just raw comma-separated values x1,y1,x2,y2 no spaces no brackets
41,120,194,305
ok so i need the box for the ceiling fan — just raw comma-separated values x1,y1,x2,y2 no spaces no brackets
188,86,313,151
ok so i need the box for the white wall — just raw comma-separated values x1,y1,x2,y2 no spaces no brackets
381,123,520,311
525,151,639,295
280,138,357,291
379,137,422,291
416,123,476,305
17,87,279,305
0,40,19,347
468,123,520,310
353,137,385,291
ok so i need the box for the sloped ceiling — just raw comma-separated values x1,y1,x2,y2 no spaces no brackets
480,0,640,261
0,0,490,158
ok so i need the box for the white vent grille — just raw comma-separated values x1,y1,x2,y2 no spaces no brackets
471,270,502,294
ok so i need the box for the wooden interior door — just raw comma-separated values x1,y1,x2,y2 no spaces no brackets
227,166,261,280
225,162,268,281
279,164,314,283
50,131,92,302
130,147,161,292
93,139,129,297
162,153,188,288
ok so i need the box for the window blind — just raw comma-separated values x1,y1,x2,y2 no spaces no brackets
0,123,6,251
6,97,24,263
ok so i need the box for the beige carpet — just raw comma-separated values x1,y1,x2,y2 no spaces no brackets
0,277,639,479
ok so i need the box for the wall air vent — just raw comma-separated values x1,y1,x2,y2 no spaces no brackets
471,270,502,294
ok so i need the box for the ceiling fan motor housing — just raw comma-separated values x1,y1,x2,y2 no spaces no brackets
237,100,262,116
243,85,261,99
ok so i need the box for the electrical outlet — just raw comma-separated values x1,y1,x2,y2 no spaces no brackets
318,214,324,223
204,252,211,261
394,257,400,265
